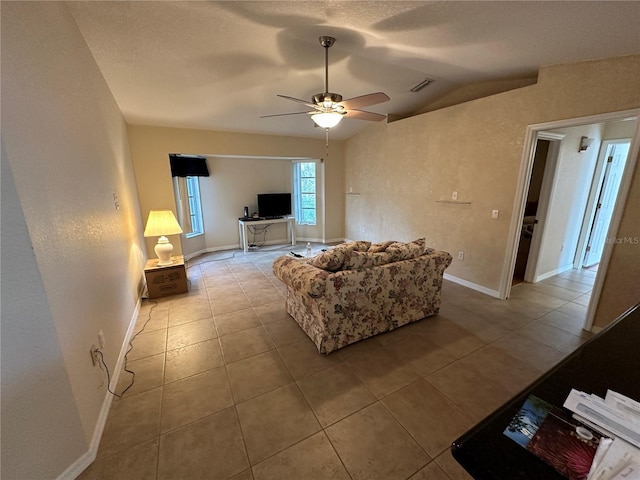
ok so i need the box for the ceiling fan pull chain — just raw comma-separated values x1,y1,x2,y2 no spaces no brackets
325,128,330,157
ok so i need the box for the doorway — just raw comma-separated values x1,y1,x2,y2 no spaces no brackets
502,109,640,331
577,141,631,268
511,132,564,286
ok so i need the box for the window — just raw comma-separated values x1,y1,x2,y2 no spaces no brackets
185,176,204,237
293,162,316,225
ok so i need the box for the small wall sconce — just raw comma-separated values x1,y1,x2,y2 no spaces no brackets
579,136,594,152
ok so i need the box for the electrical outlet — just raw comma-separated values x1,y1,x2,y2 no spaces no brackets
98,330,105,349
360,226,366,233
458,251,464,260
452,191,458,200
90,345,99,366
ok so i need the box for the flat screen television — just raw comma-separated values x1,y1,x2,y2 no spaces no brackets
257,193,291,219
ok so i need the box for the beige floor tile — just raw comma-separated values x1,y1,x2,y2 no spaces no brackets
166,317,216,350
127,328,167,362
253,302,293,325
278,338,341,379
227,350,293,403
214,308,261,336
78,438,159,480
384,332,458,376
98,388,162,457
210,293,252,315
507,287,569,310
164,338,224,383
245,287,284,307
438,305,512,343
325,402,430,480
408,460,451,480
518,321,589,354
434,449,474,480
157,407,249,480
229,469,254,480
556,301,589,320
236,383,321,465
573,292,592,307
408,317,485,359
167,301,212,327
134,306,169,333
541,276,593,293
427,360,512,422
297,364,376,427
116,353,164,397
539,309,591,336
161,366,234,433
490,331,566,372
343,342,420,398
382,379,474,457
219,325,275,364
91,250,604,478
206,283,245,299
263,318,308,347
252,432,350,480
460,345,543,395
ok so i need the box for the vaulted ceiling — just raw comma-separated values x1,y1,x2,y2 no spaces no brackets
68,1,640,140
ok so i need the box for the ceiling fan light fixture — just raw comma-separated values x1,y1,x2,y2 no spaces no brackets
311,112,343,129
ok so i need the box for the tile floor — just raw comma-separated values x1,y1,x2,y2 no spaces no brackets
79,245,596,480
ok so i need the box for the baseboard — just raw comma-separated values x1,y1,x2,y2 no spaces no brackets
57,297,142,480
533,264,574,283
443,273,502,298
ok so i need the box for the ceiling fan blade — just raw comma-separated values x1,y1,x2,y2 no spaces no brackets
340,92,390,110
277,94,319,109
344,109,387,122
260,111,313,118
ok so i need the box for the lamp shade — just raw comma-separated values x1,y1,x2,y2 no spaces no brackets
143,210,183,237
311,112,343,129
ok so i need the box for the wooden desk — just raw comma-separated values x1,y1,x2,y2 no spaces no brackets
452,304,640,479
238,217,296,253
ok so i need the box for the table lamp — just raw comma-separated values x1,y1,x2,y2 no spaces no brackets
143,210,183,266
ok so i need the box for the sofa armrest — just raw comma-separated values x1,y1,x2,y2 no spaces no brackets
273,255,330,297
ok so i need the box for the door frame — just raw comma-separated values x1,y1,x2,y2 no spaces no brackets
574,139,632,269
500,109,640,332
522,132,565,283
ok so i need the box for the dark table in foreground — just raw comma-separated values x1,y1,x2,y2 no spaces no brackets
451,304,640,479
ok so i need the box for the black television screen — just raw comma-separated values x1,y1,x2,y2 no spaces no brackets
257,193,291,218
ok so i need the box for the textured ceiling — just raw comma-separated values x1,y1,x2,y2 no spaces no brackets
68,1,640,140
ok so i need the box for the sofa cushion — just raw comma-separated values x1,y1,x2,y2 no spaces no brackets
368,240,395,253
307,241,371,271
342,250,396,270
386,238,427,261
308,248,346,272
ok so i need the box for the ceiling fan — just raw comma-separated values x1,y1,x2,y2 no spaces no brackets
261,36,390,129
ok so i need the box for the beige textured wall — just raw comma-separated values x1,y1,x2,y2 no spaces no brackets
345,55,640,300
1,2,145,477
127,125,345,257
593,145,640,329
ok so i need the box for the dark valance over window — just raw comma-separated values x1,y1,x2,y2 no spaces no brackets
169,154,210,177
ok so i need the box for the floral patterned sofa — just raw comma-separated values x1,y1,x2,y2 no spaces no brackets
272,239,452,354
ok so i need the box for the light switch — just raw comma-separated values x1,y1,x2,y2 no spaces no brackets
491,209,499,219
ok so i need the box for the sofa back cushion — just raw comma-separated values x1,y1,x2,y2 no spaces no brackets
342,250,396,270
308,240,371,271
386,238,427,261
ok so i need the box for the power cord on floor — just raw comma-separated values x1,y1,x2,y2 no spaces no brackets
95,299,158,398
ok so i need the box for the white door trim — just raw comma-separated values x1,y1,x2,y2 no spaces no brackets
500,109,640,324
523,133,564,283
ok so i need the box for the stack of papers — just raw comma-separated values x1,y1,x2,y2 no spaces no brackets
564,389,640,480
